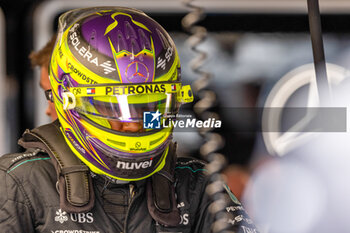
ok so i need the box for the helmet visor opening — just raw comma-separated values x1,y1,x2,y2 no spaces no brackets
74,93,179,131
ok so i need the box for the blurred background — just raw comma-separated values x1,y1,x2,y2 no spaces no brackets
3,0,350,232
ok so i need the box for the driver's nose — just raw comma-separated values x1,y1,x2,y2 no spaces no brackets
109,120,143,132
121,122,143,132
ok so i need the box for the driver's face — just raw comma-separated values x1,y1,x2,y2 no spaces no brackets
40,66,57,121
93,104,144,133
108,121,143,133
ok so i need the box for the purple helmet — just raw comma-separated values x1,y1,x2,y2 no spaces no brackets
49,7,193,181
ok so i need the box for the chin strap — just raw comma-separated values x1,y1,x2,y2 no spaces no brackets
18,120,95,213
147,142,181,227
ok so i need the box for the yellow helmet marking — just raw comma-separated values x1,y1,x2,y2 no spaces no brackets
108,37,123,82
104,12,151,36
71,82,181,97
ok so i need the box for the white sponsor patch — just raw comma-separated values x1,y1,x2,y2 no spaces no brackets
70,212,94,223
116,160,153,170
54,209,68,224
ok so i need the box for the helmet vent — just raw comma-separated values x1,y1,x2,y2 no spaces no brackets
156,29,170,49
117,31,127,52
139,29,151,50
125,21,137,39
150,135,164,146
107,139,126,147
131,38,140,55
89,30,97,47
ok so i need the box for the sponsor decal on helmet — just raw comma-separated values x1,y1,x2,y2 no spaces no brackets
69,83,181,96
105,84,166,95
58,46,64,59
116,159,153,170
157,46,174,70
87,88,95,95
68,24,116,78
130,141,147,151
65,130,86,154
70,30,99,66
67,63,98,84
100,60,116,75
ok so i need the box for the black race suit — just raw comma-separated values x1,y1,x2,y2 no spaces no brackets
0,139,258,233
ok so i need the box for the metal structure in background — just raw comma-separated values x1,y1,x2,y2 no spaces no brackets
0,7,7,155
262,63,349,156
307,0,331,104
32,0,350,127
262,0,348,157
181,1,233,232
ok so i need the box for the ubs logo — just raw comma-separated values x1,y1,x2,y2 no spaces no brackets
54,209,94,224
70,212,94,223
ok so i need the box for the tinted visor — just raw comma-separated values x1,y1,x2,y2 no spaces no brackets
74,93,179,130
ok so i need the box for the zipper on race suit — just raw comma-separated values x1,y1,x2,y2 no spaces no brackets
123,183,137,233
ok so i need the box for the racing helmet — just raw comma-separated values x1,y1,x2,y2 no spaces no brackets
49,7,193,181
